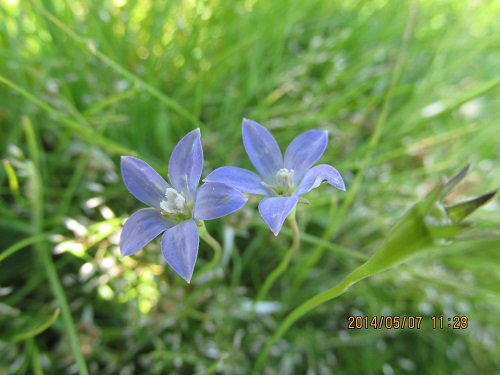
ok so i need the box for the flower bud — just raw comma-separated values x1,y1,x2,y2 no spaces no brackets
363,165,497,275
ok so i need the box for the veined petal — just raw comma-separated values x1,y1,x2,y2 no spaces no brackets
193,182,248,220
168,129,203,202
242,119,283,183
204,166,270,196
284,130,328,184
161,220,199,283
120,208,174,257
295,164,345,196
121,156,170,209
258,196,299,236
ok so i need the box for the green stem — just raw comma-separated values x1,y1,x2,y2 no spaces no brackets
256,211,300,301
0,234,52,263
0,75,136,156
253,263,371,374
23,119,89,375
195,222,223,281
38,249,90,375
27,338,44,375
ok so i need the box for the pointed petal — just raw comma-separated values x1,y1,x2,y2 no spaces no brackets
284,130,328,184
161,220,199,283
445,190,497,223
242,119,283,183
296,164,345,196
193,182,248,220
439,164,471,201
258,196,298,236
168,129,203,202
204,166,270,196
120,208,174,257
121,156,170,209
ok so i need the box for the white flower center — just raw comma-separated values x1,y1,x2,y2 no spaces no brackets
160,188,186,214
276,168,294,193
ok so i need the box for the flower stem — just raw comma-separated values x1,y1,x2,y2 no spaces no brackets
253,262,371,374
195,221,223,280
256,209,300,301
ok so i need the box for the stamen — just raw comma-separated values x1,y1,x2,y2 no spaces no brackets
276,168,294,194
160,188,186,214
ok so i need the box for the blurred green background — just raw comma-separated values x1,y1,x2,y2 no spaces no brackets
1,0,499,374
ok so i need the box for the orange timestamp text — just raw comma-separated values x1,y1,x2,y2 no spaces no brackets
347,315,423,329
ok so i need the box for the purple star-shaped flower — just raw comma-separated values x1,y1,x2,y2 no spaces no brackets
204,119,345,235
120,129,247,282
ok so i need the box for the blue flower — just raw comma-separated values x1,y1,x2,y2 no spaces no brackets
120,129,247,282
204,119,345,235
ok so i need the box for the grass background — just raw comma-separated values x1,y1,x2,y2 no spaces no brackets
1,0,499,374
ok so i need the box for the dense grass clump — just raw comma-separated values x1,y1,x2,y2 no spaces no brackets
1,0,499,374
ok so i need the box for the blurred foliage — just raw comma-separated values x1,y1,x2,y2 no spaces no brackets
0,0,499,374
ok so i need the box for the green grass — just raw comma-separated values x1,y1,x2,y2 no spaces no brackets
1,0,499,374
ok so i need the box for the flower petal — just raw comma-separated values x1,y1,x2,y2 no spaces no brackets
120,208,174,257
168,129,203,202
193,182,248,220
284,130,328,184
203,166,270,196
121,156,170,209
295,164,345,196
242,119,283,183
161,220,199,283
258,196,299,236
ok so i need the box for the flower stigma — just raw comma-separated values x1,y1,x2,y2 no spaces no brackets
276,168,294,195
